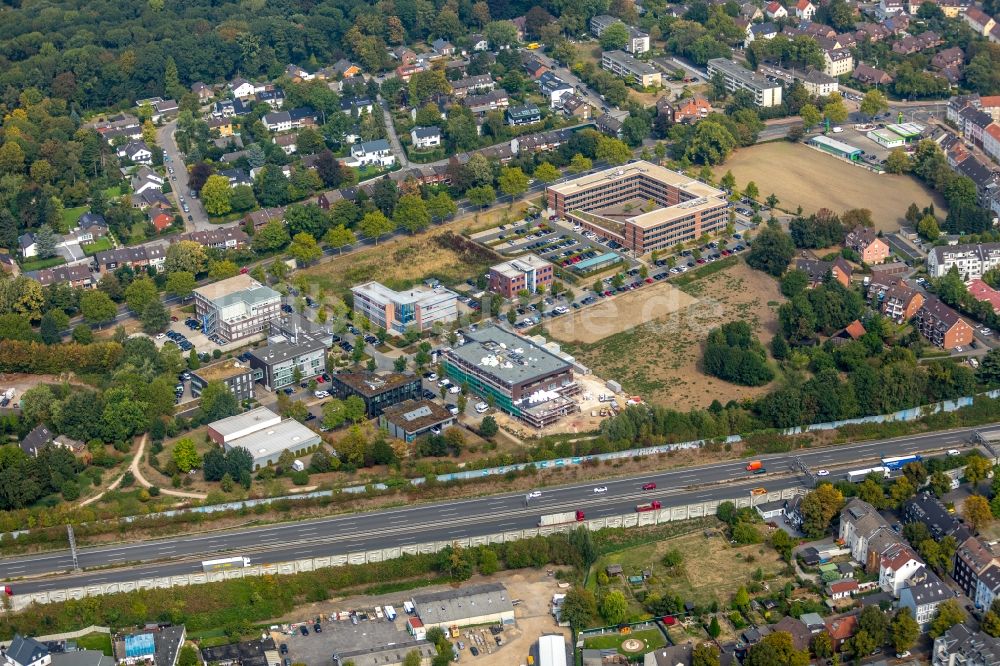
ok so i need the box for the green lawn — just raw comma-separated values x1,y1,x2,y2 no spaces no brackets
62,205,87,229
75,633,112,655
582,628,667,653
20,256,66,271
82,237,113,255
104,184,124,199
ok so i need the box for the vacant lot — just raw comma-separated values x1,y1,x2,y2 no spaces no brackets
547,281,697,344
556,260,783,409
591,527,790,609
300,227,499,296
715,142,947,232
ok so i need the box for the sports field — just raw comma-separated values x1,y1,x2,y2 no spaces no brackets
715,142,947,231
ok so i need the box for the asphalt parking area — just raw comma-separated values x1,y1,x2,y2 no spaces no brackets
284,615,427,666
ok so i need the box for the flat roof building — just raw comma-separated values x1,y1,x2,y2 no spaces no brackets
379,399,457,443
443,326,579,427
489,254,554,298
199,638,277,666
113,625,185,666
246,329,327,391
707,58,783,107
351,281,458,335
412,583,515,629
191,359,258,402
331,371,422,418
809,135,863,161
546,161,729,255
206,407,320,469
537,635,568,666
601,51,661,87
193,275,281,343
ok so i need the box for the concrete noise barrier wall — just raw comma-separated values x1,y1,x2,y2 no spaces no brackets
6,487,805,613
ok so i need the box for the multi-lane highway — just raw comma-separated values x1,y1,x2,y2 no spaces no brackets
0,426,976,594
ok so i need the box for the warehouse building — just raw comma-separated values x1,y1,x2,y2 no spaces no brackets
193,275,281,343
331,371,421,418
442,326,579,427
537,635,568,666
707,58,783,107
809,135,863,161
206,407,321,469
412,583,515,629
546,161,729,255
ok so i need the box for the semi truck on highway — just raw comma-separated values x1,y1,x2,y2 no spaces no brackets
538,511,585,526
202,556,251,572
881,455,922,470
847,467,889,483
636,501,661,512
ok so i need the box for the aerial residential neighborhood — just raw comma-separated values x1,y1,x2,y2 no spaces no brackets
8,0,1000,663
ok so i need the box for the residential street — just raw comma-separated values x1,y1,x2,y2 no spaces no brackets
378,95,409,168
157,120,220,232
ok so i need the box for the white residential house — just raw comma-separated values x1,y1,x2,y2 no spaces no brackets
18,233,36,258
3,635,52,666
879,544,925,597
795,0,817,19
131,166,165,194
470,34,489,51
273,134,297,155
229,77,258,99
411,126,442,149
765,1,788,19
118,140,153,165
347,139,396,168
151,98,179,122
900,572,952,630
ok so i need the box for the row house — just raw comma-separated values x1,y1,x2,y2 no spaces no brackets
899,571,952,630
852,63,893,87
395,62,426,82
256,88,285,109
391,164,451,190
932,46,965,84
977,563,1000,611
904,492,971,541
914,295,975,349
964,6,997,37
794,257,851,287
94,245,166,273
94,113,140,136
26,264,95,289
892,31,942,55
176,228,249,250
263,107,316,132
958,104,994,148
514,128,574,154
907,0,972,16
845,225,890,264
985,124,1000,165
450,74,495,98
856,22,892,41
464,89,510,116
245,207,286,232
561,96,592,120
957,153,1000,206
927,242,1000,280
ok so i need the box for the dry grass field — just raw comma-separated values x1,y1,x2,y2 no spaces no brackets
555,260,784,409
715,142,947,232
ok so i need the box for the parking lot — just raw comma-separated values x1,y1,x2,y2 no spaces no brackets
281,612,435,666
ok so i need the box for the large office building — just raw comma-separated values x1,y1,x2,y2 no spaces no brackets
206,407,321,469
546,161,729,255
330,371,422,417
600,51,661,87
707,58,783,107
489,254,554,298
442,326,579,428
246,329,328,391
351,281,458,335
193,274,281,342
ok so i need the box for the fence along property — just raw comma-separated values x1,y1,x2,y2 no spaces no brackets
4,488,806,612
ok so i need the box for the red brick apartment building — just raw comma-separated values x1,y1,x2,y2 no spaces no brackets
545,161,729,255
914,295,974,349
488,254,554,298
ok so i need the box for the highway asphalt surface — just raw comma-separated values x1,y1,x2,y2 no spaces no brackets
1,426,976,594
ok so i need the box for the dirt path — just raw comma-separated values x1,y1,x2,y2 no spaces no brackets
130,435,208,500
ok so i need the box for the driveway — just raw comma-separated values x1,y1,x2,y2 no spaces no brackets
378,96,409,168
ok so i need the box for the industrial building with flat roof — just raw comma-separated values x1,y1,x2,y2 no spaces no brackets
489,254,554,298
246,329,327,391
351,281,458,335
546,161,729,255
206,407,320,469
379,399,457,442
112,625,185,666
193,274,281,342
443,326,579,427
331,371,422,417
707,58,783,107
412,583,515,629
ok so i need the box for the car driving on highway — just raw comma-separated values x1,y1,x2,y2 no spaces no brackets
642,482,656,490
593,486,607,493
817,470,829,476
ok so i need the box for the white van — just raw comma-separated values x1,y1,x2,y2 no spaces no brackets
475,402,489,413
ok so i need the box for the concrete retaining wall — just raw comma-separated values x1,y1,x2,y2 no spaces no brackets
6,487,806,613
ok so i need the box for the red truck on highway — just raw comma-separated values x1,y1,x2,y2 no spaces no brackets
746,460,763,472
636,501,662,512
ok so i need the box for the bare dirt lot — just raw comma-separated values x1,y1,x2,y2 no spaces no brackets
554,260,784,409
715,141,947,232
547,281,698,344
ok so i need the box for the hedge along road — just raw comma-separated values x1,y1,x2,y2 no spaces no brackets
0,425,974,592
